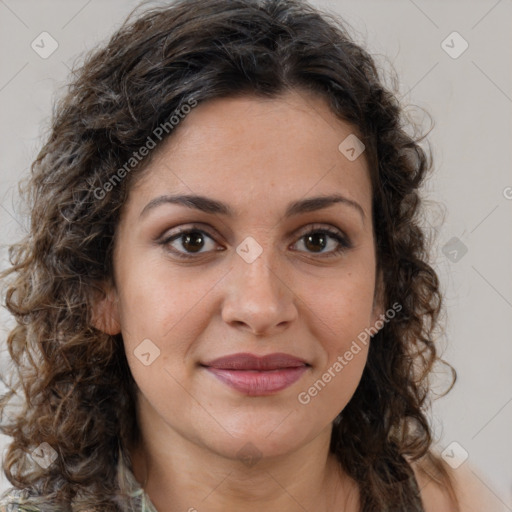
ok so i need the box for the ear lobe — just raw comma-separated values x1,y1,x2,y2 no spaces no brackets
90,282,121,335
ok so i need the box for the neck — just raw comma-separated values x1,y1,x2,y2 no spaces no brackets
127,400,357,512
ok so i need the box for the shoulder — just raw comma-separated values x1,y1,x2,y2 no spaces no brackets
410,454,503,512
0,487,43,511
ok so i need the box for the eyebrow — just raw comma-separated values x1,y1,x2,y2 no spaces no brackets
139,193,365,222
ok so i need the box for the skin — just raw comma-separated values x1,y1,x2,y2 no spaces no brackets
93,90,481,511
412,462,500,512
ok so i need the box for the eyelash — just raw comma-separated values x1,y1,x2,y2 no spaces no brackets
158,223,353,260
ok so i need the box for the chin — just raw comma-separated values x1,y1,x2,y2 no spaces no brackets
198,420,319,464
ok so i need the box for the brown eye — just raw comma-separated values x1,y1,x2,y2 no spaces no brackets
160,227,221,259
180,231,207,253
303,232,328,253
291,227,352,258
159,224,352,261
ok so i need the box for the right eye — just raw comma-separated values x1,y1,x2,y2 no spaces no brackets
159,226,223,260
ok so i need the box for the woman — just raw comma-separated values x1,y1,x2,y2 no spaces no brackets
0,0,490,510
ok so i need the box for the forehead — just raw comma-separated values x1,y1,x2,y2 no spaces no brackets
127,90,372,220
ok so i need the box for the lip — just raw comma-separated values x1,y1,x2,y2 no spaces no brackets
201,352,310,396
203,352,309,370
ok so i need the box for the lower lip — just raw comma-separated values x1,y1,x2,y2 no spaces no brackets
205,366,309,396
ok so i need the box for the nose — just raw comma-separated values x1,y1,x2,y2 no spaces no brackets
221,245,298,337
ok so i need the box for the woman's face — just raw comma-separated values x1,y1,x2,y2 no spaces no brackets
98,90,384,461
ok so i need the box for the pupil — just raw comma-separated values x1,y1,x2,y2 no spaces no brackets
183,232,204,252
305,233,326,252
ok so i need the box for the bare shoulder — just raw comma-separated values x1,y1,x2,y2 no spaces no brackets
410,455,505,512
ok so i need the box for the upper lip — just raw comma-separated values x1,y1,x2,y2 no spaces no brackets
202,352,309,371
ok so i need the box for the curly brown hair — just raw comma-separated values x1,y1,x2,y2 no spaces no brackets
0,0,457,510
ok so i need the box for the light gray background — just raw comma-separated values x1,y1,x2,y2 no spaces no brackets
0,0,511,508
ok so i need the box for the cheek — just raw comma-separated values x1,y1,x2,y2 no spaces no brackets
298,344,368,412
115,253,231,395
116,252,212,339
295,262,375,407
304,265,377,345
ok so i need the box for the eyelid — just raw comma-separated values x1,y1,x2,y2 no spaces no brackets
292,222,348,240
158,222,352,259
158,223,221,244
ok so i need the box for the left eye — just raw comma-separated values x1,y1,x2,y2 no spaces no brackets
160,225,351,259
291,229,351,257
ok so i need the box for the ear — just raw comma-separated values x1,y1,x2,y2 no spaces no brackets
90,280,121,335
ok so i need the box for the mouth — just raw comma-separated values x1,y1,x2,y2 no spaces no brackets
201,352,311,396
